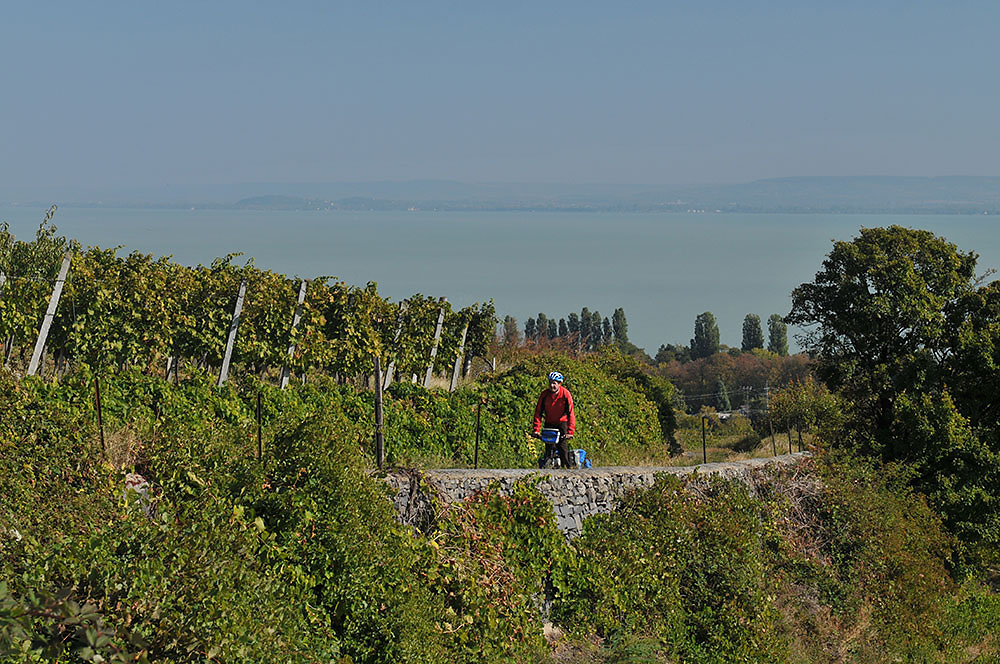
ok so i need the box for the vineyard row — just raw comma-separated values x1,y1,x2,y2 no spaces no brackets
0,218,497,387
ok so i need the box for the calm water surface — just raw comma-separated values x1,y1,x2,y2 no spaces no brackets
3,207,999,353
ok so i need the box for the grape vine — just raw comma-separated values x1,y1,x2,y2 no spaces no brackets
0,218,496,384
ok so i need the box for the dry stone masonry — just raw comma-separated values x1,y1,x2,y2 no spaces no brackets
385,453,806,538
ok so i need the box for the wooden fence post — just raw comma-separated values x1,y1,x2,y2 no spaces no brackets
474,398,483,469
95,375,105,454
383,300,408,388
1,269,8,368
256,391,263,460
701,415,708,464
218,279,247,387
423,297,447,387
449,322,469,392
374,355,385,469
27,252,72,377
280,279,308,389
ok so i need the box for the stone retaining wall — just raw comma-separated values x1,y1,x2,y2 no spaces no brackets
384,453,806,538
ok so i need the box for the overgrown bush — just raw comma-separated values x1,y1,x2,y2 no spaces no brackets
554,475,784,663
3,366,999,663
553,451,1000,664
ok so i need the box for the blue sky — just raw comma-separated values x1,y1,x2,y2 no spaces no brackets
2,1,998,191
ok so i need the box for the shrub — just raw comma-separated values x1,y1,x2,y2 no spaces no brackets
554,475,784,663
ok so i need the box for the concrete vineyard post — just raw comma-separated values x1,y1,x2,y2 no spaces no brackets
27,251,72,377
218,279,247,387
280,279,308,389
384,300,408,388
423,297,447,387
449,322,469,392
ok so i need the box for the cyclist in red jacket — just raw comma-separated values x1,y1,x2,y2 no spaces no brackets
532,371,575,467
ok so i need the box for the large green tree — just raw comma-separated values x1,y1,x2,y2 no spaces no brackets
787,225,979,439
741,314,764,351
690,312,720,360
787,225,1000,563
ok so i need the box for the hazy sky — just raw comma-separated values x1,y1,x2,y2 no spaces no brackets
3,1,998,192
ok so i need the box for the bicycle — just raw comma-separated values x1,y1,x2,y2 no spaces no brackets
537,428,565,469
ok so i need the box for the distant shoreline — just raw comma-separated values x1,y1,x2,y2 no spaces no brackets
4,175,1000,216
3,201,998,216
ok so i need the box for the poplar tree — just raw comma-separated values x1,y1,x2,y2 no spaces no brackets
525,317,536,341
612,308,628,343
547,319,557,339
502,315,520,346
580,308,592,349
742,314,764,351
591,310,603,347
691,312,720,359
767,314,788,356
567,313,580,335
716,378,731,411
603,317,612,343
536,313,549,341
558,318,568,337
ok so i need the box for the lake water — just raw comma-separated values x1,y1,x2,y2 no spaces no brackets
2,206,999,354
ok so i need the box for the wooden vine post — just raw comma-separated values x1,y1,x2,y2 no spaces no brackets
374,355,385,469
769,415,776,456
449,321,469,392
474,397,484,469
280,279,308,389
218,279,247,387
94,375,106,454
27,251,72,377
423,296,447,387
256,392,263,459
383,300,408,388
0,269,10,366
701,415,708,464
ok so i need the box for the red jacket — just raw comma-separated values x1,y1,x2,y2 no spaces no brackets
533,385,576,436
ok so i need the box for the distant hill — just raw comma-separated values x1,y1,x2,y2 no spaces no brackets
7,176,1000,214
